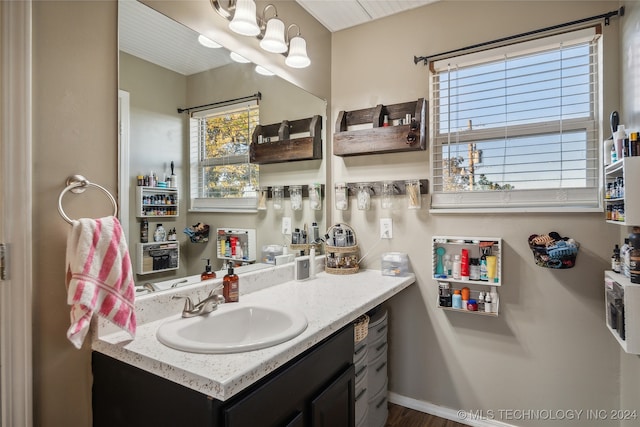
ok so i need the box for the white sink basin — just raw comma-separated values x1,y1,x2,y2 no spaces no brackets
156,303,308,354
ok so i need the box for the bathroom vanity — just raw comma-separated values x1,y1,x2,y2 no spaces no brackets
91,267,415,427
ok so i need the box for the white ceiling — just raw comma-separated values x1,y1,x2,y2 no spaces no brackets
294,0,438,32
118,0,437,76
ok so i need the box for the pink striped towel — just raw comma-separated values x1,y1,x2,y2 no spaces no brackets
65,216,136,349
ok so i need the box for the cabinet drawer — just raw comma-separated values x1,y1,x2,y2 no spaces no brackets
367,310,388,344
367,379,389,427
367,350,388,398
367,334,387,364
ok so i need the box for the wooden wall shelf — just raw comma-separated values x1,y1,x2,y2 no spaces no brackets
333,98,427,157
250,115,322,164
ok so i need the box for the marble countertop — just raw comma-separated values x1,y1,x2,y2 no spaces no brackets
92,268,415,401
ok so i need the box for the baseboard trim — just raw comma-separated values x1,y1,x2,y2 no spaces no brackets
387,392,516,427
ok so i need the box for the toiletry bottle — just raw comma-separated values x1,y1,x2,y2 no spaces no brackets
477,291,485,312
622,238,631,277
484,292,493,313
452,254,461,279
480,248,488,281
490,286,499,313
452,290,462,309
615,125,627,160
444,254,452,277
612,244,621,273
469,258,480,280
460,249,470,280
140,218,149,243
438,282,452,307
223,262,239,303
201,258,216,280
461,287,470,309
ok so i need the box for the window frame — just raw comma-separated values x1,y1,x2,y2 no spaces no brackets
189,101,260,213
429,27,602,213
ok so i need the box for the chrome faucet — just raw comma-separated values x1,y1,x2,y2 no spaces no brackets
172,285,225,318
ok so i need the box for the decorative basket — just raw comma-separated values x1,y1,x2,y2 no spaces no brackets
324,223,359,274
354,314,369,343
528,232,579,269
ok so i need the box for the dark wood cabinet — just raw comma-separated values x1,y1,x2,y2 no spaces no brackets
92,324,355,427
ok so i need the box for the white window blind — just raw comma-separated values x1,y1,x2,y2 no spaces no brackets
189,101,260,212
430,27,601,212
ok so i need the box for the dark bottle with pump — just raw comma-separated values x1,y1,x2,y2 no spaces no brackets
201,259,216,280
223,262,239,302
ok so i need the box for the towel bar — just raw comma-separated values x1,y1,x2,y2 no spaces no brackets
58,174,118,224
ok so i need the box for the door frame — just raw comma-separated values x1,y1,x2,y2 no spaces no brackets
1,1,34,426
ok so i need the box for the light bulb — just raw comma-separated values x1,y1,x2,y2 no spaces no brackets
285,35,311,68
229,0,260,36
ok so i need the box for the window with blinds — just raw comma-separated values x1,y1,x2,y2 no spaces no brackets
430,27,601,211
189,101,259,211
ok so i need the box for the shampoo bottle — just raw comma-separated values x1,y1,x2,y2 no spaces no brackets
223,262,239,302
201,258,216,280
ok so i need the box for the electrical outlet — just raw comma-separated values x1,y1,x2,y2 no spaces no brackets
380,218,393,239
282,217,292,235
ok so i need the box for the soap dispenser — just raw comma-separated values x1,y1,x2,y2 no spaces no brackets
201,258,216,280
223,262,239,303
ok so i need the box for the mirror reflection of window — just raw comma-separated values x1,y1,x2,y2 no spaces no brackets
190,101,259,210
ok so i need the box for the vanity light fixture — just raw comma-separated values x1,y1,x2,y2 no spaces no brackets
228,0,260,36
211,0,311,69
198,34,222,49
230,51,251,63
255,65,275,76
284,24,310,69
259,5,287,54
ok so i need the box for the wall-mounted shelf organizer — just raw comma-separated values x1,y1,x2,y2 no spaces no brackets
333,98,427,157
250,115,322,164
262,184,325,198
604,157,640,225
432,236,502,316
136,186,178,218
605,270,640,354
342,179,428,196
135,241,179,275
216,228,257,263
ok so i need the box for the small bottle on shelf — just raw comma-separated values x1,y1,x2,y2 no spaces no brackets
452,254,461,280
140,218,149,243
477,292,485,312
490,287,499,313
612,244,621,273
484,292,493,313
452,289,462,309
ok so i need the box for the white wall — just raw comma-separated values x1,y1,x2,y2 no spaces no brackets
331,1,626,426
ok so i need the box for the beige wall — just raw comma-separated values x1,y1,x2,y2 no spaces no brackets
618,2,640,426
32,1,117,426
29,0,639,426
331,1,628,426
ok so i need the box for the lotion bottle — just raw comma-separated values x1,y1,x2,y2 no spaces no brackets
223,262,239,303
201,259,216,280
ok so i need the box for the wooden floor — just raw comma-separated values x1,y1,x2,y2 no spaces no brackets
385,403,468,427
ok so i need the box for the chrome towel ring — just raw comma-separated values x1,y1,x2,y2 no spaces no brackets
58,175,118,224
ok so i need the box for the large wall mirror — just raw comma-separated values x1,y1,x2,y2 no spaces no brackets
118,0,327,289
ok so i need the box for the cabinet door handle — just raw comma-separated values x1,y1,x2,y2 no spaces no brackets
376,396,388,409
355,365,367,378
376,324,388,334
375,361,387,373
355,388,367,402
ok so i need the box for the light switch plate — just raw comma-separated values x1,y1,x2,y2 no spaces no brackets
380,218,393,239
282,217,292,235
